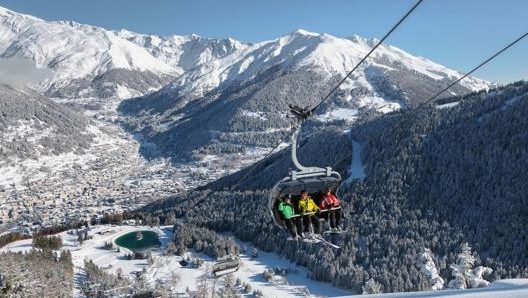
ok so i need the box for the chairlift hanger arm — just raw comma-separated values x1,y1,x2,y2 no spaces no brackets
288,104,313,121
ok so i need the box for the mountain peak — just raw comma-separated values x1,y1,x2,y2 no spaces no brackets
346,34,380,46
290,29,320,37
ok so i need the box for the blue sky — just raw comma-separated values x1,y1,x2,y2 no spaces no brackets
0,0,526,83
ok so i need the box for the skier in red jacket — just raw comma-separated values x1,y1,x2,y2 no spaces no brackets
319,187,342,232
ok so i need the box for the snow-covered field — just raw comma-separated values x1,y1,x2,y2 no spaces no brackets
2,224,528,298
0,224,353,297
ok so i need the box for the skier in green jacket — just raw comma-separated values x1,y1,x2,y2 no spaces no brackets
278,195,303,239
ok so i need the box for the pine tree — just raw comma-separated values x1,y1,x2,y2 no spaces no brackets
362,278,382,294
447,243,492,289
243,282,252,293
416,249,444,290
77,233,84,246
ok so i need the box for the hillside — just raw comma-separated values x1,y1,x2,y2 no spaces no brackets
0,5,176,99
0,84,93,163
118,30,491,165
136,81,528,294
0,249,73,297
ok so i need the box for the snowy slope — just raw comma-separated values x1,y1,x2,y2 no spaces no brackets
0,6,177,75
0,5,178,98
0,84,93,164
2,225,527,298
162,29,490,99
338,279,528,298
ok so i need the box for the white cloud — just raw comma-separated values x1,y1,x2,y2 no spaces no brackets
0,56,53,89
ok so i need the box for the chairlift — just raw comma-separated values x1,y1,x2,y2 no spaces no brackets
269,105,342,229
212,254,240,277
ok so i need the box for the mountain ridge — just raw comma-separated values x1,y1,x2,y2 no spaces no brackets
0,4,498,190
0,4,491,103
113,29,250,71
0,5,177,99
117,28,493,167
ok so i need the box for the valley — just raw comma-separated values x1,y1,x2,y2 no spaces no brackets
0,95,237,232
0,91,278,234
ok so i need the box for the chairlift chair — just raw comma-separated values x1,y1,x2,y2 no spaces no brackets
269,111,342,229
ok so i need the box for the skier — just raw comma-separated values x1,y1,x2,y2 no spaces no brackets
319,187,342,232
298,190,321,237
277,195,303,239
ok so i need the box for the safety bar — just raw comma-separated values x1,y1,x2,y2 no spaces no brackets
289,207,341,218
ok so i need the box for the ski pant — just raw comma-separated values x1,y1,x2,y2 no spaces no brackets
302,214,321,234
284,217,302,238
327,209,342,229
319,209,342,229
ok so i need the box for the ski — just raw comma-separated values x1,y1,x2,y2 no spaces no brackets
286,234,340,249
322,230,349,235
314,234,340,249
321,239,340,249
287,235,322,244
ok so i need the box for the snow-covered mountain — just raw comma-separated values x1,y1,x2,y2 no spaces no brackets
160,29,489,100
0,4,495,183
0,6,257,100
0,3,491,105
0,6,178,99
114,29,250,71
118,29,492,163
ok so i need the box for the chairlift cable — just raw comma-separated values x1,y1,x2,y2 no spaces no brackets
341,31,528,185
309,0,425,115
230,0,424,191
393,31,528,132
425,31,528,104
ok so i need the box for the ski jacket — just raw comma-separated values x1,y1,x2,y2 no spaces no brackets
278,201,296,219
298,197,319,214
320,193,341,209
